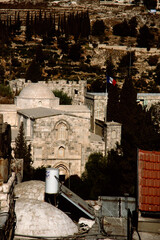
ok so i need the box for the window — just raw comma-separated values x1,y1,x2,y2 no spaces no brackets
55,121,69,141
112,130,116,139
58,123,66,140
58,147,65,158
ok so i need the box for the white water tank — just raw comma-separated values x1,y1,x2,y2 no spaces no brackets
45,168,59,194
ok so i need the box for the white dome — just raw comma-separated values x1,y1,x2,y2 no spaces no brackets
19,83,55,99
14,180,45,201
15,198,78,237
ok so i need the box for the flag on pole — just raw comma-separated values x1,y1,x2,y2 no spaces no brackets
107,76,116,86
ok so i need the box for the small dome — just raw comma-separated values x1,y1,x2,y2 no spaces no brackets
14,180,45,201
19,83,55,99
15,198,78,237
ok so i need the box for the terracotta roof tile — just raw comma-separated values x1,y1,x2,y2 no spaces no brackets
138,149,160,212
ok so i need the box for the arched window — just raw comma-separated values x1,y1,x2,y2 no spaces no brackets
112,130,116,139
55,121,69,140
58,146,65,158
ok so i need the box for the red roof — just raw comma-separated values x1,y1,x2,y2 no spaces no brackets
138,149,160,212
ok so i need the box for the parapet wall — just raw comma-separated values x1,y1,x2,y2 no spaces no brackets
0,172,16,239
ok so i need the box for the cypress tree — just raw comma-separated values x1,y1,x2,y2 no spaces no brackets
14,122,33,181
25,11,32,41
107,84,119,122
14,122,28,159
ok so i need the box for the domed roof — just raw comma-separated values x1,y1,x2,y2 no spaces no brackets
14,180,45,201
19,83,55,99
15,198,78,237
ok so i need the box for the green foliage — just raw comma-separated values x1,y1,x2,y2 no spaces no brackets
53,90,72,105
14,122,33,181
113,20,130,37
35,44,45,64
68,43,82,61
113,17,137,37
11,57,21,67
117,51,137,78
57,37,69,54
26,60,42,82
82,152,108,199
105,57,116,77
64,175,87,199
32,165,48,181
25,11,32,41
0,64,5,84
137,25,154,49
90,78,106,92
107,84,120,122
92,20,105,36
0,84,13,98
148,55,159,66
143,0,157,9
128,17,138,37
154,63,160,85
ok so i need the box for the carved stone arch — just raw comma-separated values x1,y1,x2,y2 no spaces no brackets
54,119,70,131
58,146,65,158
54,163,70,179
54,120,70,140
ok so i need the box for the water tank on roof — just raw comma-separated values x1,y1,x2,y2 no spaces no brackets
45,168,59,194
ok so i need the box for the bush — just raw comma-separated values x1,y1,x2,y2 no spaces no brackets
68,43,82,61
53,90,72,105
0,84,13,98
113,20,130,37
148,55,159,66
92,20,105,36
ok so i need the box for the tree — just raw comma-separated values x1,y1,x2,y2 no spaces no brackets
26,60,42,82
107,84,120,122
14,122,33,180
0,64,5,84
143,0,157,9
154,63,160,85
117,51,137,78
92,19,105,36
105,57,115,77
137,25,154,49
113,20,130,37
128,17,137,37
25,11,32,41
82,152,108,199
53,90,72,105
68,43,82,61
35,44,44,65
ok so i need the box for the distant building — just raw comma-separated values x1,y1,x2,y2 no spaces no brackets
0,83,106,179
4,79,160,179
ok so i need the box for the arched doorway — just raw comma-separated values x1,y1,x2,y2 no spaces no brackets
54,163,70,183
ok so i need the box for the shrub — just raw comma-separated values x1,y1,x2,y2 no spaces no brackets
53,90,72,105
148,55,159,66
68,43,82,61
92,20,105,36
0,84,13,98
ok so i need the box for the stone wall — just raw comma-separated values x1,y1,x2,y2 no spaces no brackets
85,92,107,132
10,79,87,105
0,173,16,240
137,93,160,109
105,121,122,152
32,114,91,176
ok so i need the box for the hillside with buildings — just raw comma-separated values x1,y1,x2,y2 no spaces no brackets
0,1,160,98
0,2,160,240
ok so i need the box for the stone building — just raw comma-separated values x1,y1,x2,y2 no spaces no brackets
3,79,160,179
0,83,105,178
10,78,87,105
